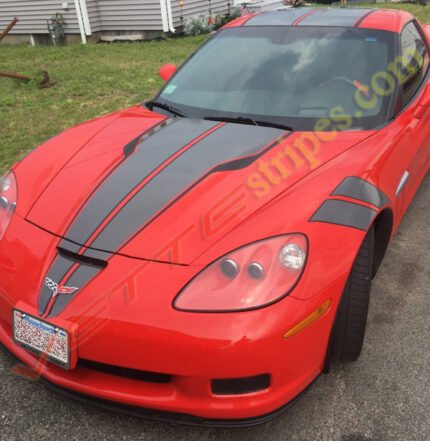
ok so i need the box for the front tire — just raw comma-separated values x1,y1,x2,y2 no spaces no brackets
330,226,374,362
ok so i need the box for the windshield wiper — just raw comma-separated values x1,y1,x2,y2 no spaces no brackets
146,100,185,117
203,116,293,131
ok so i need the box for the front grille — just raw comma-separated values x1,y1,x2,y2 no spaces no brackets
78,359,172,384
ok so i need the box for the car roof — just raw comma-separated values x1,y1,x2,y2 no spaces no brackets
225,7,414,34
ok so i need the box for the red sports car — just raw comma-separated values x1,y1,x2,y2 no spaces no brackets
0,7,429,426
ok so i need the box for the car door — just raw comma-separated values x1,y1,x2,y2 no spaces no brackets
390,20,430,218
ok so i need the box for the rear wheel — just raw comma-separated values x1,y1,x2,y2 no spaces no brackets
330,226,374,362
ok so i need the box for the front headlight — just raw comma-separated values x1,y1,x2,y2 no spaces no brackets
0,171,17,240
173,234,308,312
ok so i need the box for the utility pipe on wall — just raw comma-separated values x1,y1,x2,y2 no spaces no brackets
160,0,175,33
78,0,92,36
166,0,176,33
159,0,169,32
73,0,87,43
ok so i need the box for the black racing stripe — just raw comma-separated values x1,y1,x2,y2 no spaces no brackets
310,199,377,231
331,177,389,208
297,8,373,27
37,256,76,315
58,247,108,269
115,132,291,255
47,265,102,318
58,118,170,252
81,124,286,260
210,133,288,173
123,133,144,158
60,119,219,254
244,8,316,26
42,125,287,318
123,117,174,157
211,155,263,172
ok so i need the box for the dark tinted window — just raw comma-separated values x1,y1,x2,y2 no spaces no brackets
400,22,429,107
158,27,395,130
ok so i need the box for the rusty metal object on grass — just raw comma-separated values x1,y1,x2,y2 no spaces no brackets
0,71,31,81
1,18,57,89
0,70,57,89
0,16,18,42
39,70,57,89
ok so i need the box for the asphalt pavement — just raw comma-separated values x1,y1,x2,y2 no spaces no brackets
0,174,428,441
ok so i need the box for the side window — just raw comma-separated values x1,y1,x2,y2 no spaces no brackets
400,22,429,107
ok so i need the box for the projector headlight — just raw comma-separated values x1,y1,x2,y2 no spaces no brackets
174,234,308,312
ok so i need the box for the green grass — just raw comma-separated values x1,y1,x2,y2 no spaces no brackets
0,35,208,173
352,2,430,22
1,3,430,173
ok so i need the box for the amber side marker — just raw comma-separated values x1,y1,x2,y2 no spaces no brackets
283,299,332,339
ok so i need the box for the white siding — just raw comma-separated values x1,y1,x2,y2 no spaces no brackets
86,0,102,33
0,0,81,34
0,0,231,35
89,0,163,31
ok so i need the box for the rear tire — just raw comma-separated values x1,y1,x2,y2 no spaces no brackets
330,226,374,362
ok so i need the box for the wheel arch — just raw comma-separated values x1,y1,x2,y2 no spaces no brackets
372,207,394,278
323,209,393,372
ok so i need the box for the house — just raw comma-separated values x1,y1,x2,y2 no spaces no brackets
0,0,234,45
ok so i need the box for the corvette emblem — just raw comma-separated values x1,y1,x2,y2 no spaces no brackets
45,277,79,299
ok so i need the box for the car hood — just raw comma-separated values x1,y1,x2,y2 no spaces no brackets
25,110,375,264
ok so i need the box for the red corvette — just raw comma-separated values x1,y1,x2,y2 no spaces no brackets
0,7,429,426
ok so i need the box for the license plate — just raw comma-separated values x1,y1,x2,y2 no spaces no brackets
13,310,70,369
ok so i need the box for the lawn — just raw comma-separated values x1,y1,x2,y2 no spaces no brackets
1,3,430,173
0,35,207,173
354,2,430,22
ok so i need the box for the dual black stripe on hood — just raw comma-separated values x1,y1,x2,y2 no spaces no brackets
59,118,219,254
59,120,286,259
79,122,287,261
38,255,77,315
39,119,288,316
38,254,103,317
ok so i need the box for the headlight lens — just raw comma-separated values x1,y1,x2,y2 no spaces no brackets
0,171,17,240
174,234,308,312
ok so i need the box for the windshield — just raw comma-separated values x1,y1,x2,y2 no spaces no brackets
158,26,396,130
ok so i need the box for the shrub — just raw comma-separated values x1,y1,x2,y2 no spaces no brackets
183,7,241,36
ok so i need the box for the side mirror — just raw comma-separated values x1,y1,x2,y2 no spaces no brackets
158,64,177,82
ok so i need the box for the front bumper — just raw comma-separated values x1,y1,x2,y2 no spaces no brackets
0,341,318,427
0,213,346,422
